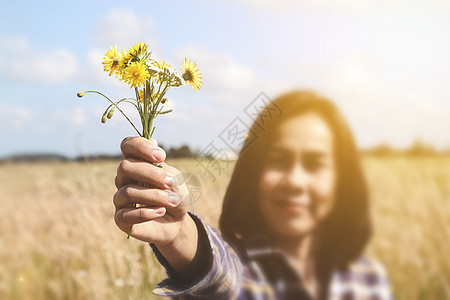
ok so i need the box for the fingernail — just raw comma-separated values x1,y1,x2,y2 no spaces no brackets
152,149,164,161
149,138,158,147
154,207,165,215
167,191,180,206
164,175,176,189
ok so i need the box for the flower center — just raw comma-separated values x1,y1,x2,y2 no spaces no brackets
182,71,193,82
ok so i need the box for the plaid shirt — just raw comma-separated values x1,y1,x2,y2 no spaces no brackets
151,213,393,300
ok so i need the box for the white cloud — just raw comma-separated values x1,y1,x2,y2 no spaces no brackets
76,49,124,87
92,9,157,51
79,9,160,86
174,46,258,94
0,36,30,53
160,98,190,122
30,49,77,82
75,7,450,152
57,106,88,127
0,104,91,135
0,104,33,132
245,41,450,151
204,0,380,13
207,0,450,14
163,96,224,124
0,36,78,83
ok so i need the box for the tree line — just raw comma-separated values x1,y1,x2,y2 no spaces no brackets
2,140,450,163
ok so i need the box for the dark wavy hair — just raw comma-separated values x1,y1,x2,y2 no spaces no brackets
219,90,372,277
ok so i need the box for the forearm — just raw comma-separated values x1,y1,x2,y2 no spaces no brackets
152,213,243,299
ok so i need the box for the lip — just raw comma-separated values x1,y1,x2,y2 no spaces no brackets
277,201,309,214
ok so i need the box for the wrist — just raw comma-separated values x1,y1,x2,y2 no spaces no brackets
156,213,213,284
154,211,193,249
153,213,199,280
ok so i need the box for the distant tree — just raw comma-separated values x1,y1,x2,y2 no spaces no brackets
365,143,397,157
76,154,123,162
167,144,194,158
10,154,68,163
406,139,436,156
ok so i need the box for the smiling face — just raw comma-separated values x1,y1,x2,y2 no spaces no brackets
258,112,337,240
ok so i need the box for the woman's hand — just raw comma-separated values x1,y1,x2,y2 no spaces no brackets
113,137,191,247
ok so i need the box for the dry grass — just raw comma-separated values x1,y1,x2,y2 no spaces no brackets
0,156,449,299
364,156,450,299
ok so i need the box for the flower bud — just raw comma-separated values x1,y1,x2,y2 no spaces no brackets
77,91,87,98
101,112,108,123
161,98,167,104
107,106,115,119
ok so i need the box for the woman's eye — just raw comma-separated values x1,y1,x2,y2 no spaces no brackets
305,160,326,171
267,156,290,169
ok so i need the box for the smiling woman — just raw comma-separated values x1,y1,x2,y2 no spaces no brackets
258,112,337,242
217,90,389,299
113,90,393,300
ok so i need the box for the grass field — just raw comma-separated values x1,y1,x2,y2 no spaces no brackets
1,156,449,299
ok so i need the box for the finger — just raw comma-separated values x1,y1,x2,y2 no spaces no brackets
121,136,158,148
113,184,180,209
127,221,175,243
120,137,166,163
115,158,177,190
114,206,166,230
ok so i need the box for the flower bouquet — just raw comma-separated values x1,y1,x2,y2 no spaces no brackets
77,41,202,238
78,41,201,138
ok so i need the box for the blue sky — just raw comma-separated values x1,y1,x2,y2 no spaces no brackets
1,0,449,158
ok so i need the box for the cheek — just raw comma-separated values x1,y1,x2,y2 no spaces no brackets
259,169,282,196
258,169,282,213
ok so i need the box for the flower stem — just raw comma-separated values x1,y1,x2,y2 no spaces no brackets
83,91,142,136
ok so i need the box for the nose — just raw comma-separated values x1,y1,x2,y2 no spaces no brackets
284,163,308,192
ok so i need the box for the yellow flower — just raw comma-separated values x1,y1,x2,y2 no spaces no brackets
128,42,149,61
123,61,150,88
138,89,145,103
147,64,159,77
138,89,162,103
152,60,172,70
118,50,131,69
181,58,202,90
152,60,183,87
102,46,120,76
170,69,183,87
152,60,173,83
152,92,162,102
